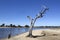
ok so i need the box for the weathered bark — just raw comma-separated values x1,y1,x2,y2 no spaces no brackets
27,6,48,37
27,19,33,37
28,27,33,37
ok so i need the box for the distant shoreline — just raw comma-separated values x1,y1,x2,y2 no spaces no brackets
0,27,60,29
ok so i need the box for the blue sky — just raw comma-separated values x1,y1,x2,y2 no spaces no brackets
0,0,60,26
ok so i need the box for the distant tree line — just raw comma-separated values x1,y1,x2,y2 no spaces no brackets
0,23,29,28
0,23,60,28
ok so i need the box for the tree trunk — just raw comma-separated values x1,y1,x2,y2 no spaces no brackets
27,19,33,37
28,26,33,37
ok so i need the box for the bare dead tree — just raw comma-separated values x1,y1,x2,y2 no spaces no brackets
27,6,48,37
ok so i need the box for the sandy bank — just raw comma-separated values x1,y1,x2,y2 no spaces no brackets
1,29,60,40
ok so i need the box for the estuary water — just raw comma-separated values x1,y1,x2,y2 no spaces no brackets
0,28,29,38
0,27,47,38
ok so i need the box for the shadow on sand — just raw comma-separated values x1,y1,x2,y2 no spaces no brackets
26,34,46,38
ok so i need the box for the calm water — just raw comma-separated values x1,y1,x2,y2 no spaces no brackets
0,28,47,38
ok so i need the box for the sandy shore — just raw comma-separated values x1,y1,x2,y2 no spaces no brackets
1,29,60,40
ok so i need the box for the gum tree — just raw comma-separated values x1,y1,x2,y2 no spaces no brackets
27,6,48,37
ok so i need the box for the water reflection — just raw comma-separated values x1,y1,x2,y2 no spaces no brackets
0,27,46,38
0,28,29,38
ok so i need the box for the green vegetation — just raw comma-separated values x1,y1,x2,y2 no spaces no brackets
0,23,5,27
17,25,22,28
0,23,60,28
25,25,29,28
0,23,22,28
